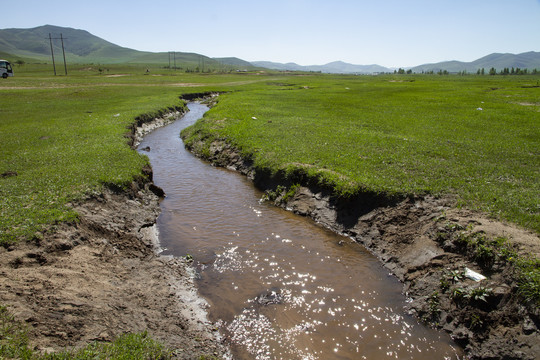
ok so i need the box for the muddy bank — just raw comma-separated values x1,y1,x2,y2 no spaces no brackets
0,107,228,358
184,138,540,359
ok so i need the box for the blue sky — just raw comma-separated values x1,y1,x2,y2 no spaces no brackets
4,0,540,67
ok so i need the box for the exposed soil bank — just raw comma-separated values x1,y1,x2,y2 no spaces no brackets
184,138,540,359
0,107,228,358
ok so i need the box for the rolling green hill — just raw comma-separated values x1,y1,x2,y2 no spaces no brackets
0,25,255,71
0,25,143,62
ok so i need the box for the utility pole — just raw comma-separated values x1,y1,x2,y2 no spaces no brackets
49,33,57,76
173,52,176,70
60,34,67,75
168,52,171,69
47,34,68,75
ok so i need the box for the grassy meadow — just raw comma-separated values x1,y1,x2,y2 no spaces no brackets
0,64,274,244
1,64,539,242
0,63,539,357
183,75,540,233
1,65,539,244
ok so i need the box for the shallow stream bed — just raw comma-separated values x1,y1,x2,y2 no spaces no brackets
138,102,463,360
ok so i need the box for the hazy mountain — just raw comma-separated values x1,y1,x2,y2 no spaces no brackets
251,60,391,74
250,61,304,71
213,57,254,68
253,52,540,74
411,52,540,73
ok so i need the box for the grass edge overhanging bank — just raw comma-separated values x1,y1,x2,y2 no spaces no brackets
0,95,228,359
180,94,539,360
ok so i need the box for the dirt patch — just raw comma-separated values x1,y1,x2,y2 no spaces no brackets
185,138,540,360
0,185,227,358
517,102,540,108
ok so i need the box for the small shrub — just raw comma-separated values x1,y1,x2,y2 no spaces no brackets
262,185,285,202
469,313,484,330
466,287,493,303
440,277,450,291
475,244,496,269
450,287,467,304
448,269,465,283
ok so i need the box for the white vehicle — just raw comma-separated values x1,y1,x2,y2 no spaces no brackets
0,60,14,78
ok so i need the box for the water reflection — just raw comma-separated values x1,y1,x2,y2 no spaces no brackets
138,103,462,360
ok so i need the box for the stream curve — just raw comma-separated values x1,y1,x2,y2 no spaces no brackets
138,102,463,360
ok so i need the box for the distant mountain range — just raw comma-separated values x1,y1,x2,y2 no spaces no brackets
252,52,540,74
250,60,391,74
411,52,540,73
1,25,539,74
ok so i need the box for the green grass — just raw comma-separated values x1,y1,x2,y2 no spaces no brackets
1,305,171,360
0,64,278,245
40,332,170,360
0,305,33,359
1,66,538,251
182,74,540,232
1,62,539,359
0,80,176,244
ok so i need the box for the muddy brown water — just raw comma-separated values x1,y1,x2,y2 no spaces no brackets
138,103,464,360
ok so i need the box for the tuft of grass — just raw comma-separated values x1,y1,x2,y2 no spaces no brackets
41,332,170,360
516,257,540,305
261,184,300,204
1,304,172,360
0,305,33,359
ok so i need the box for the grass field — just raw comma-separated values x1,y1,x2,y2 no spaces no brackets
0,64,275,244
1,65,538,240
182,75,540,233
1,64,539,357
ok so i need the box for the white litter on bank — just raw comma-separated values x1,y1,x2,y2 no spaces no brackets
464,267,486,282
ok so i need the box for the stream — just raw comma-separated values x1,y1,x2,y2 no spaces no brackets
137,102,463,360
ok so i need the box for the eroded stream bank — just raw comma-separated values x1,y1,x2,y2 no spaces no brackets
140,102,464,359
0,105,226,359
180,101,539,359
